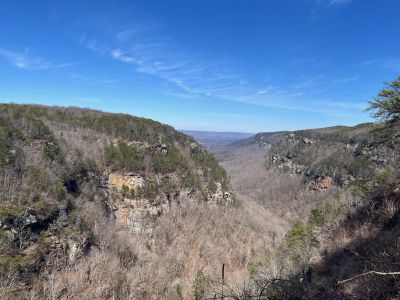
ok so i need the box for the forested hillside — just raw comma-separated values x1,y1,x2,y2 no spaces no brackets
0,104,254,299
209,76,400,299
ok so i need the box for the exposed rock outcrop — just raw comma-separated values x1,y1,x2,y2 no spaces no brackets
310,176,333,190
108,172,145,191
207,182,232,203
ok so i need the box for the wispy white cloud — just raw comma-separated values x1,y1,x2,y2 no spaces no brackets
164,90,199,100
289,92,304,97
80,35,107,56
68,72,121,85
291,74,325,90
331,76,359,84
309,0,354,21
290,57,330,67
329,0,353,7
362,57,400,72
0,48,73,71
109,40,243,100
81,21,363,118
116,20,160,42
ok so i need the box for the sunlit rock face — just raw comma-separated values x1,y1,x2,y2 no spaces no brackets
108,172,145,191
105,172,231,232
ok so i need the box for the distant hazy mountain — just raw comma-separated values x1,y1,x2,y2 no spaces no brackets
181,130,254,149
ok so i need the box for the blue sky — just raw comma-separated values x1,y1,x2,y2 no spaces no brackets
0,0,399,132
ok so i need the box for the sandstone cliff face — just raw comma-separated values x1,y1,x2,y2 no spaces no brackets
105,171,231,232
108,172,145,190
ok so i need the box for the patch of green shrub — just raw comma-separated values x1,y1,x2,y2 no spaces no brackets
180,170,198,189
55,180,66,200
192,270,208,300
190,146,229,191
248,261,262,277
0,229,12,253
309,208,325,226
26,165,50,193
283,220,318,260
230,194,242,207
0,255,32,274
175,283,183,299
70,156,98,179
0,204,26,221
159,178,178,195
43,134,64,163
136,180,158,199
353,167,396,196
150,145,187,174
0,117,22,166
104,141,145,172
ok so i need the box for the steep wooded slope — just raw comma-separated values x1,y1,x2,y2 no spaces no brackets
210,124,400,299
1,104,262,299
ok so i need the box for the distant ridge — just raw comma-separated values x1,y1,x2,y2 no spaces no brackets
181,130,254,149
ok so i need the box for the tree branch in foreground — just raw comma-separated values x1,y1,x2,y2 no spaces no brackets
338,271,400,285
